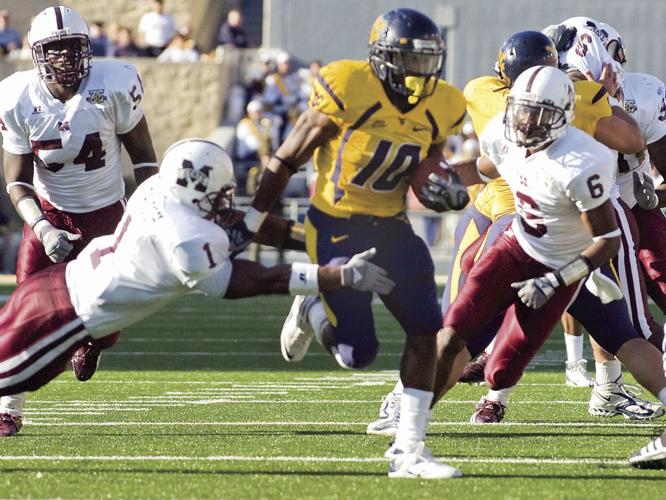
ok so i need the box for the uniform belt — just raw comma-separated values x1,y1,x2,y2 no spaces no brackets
346,212,409,226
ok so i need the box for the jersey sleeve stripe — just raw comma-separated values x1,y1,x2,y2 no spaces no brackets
425,110,439,141
315,73,345,111
591,87,608,104
332,102,382,203
452,111,466,129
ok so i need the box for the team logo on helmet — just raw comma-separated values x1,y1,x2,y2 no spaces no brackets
624,99,637,114
368,17,388,44
176,160,213,193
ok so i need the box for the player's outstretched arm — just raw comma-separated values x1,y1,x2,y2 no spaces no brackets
4,151,81,262
594,106,645,155
217,208,305,251
512,200,621,309
119,116,158,185
449,156,499,186
223,248,395,299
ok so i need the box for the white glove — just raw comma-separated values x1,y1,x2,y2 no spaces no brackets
340,247,396,295
511,273,558,309
633,171,659,210
34,220,82,263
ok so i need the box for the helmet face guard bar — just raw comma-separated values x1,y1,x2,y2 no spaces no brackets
32,35,91,87
504,98,567,148
197,184,236,220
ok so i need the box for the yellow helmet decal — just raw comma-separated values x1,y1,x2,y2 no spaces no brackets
369,16,388,44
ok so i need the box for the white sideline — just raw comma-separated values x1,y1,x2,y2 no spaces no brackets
0,454,628,466
21,420,657,428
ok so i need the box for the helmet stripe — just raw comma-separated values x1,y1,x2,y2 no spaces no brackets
53,6,64,30
525,65,546,92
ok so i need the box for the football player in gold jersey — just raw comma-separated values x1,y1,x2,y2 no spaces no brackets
367,30,652,433
231,9,468,478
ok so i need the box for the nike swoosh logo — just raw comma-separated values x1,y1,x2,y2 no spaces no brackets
412,126,429,132
330,234,349,244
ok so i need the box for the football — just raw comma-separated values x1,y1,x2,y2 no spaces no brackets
409,156,451,199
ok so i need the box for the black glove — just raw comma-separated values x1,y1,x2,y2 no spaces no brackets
226,219,255,257
633,171,659,210
542,24,577,52
419,171,470,212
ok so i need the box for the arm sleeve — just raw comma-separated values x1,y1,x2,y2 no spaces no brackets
0,105,31,155
111,63,145,135
308,61,352,127
566,160,615,212
171,235,233,296
478,115,504,165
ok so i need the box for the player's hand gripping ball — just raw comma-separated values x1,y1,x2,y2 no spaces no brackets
410,157,470,212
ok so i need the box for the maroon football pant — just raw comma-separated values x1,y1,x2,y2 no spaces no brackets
633,205,666,317
16,198,124,350
444,232,580,389
0,264,87,395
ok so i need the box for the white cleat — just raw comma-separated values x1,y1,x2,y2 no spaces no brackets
629,430,666,469
564,359,593,387
280,295,317,362
366,391,401,436
589,381,664,419
386,441,462,479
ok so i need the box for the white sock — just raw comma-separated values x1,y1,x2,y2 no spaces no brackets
394,387,433,448
659,388,666,406
392,379,404,395
595,360,623,385
486,337,496,355
486,386,514,406
307,300,329,345
0,393,26,417
564,333,584,363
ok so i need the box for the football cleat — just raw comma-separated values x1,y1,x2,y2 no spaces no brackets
470,397,506,424
71,339,102,381
564,359,593,387
459,352,487,384
589,382,664,419
386,441,462,479
0,413,23,437
280,295,317,362
629,429,666,469
366,391,401,436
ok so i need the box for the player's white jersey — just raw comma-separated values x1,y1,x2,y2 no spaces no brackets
481,114,617,268
0,60,145,213
65,176,233,337
616,73,666,207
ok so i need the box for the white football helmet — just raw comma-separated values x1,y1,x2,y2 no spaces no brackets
598,22,627,66
28,6,92,87
159,139,236,219
504,65,575,148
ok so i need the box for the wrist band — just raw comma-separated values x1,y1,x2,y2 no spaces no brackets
592,228,622,241
553,256,593,287
17,196,46,228
288,262,319,295
6,181,36,194
132,162,158,169
244,207,268,233
273,155,299,174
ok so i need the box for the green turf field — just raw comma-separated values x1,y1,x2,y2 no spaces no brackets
1,289,664,499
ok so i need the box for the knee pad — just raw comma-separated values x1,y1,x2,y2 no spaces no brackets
333,341,379,369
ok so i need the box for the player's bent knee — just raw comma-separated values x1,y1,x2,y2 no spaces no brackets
485,366,520,390
333,341,379,369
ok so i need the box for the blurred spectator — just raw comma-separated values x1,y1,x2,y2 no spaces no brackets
263,51,307,141
299,59,323,99
234,100,279,195
217,8,248,48
158,27,199,63
0,10,22,55
138,0,178,57
110,26,144,58
90,21,112,57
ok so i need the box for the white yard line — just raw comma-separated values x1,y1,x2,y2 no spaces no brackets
0,454,627,466
21,420,657,428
